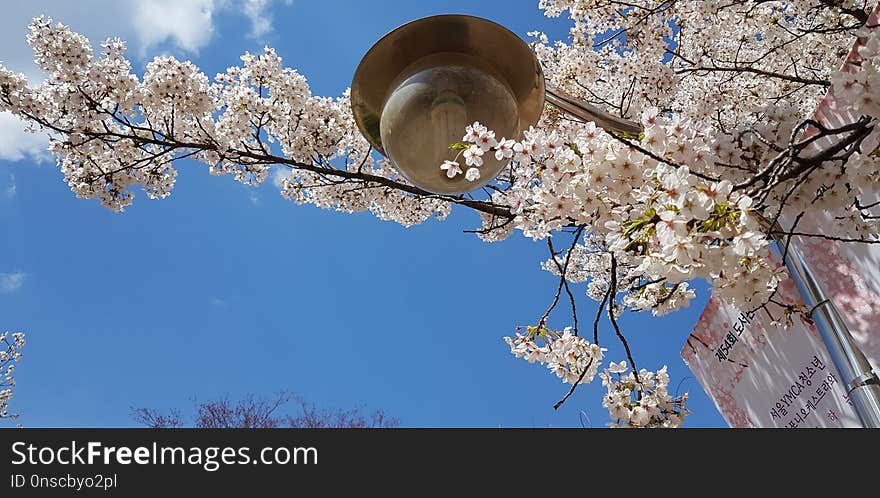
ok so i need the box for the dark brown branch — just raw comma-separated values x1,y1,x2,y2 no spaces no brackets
608,253,639,382
675,65,830,87
608,132,722,182
545,226,586,335
767,231,880,243
594,270,614,346
10,102,515,221
819,0,870,23
553,357,595,410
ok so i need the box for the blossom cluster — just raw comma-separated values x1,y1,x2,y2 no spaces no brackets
505,327,688,427
599,362,689,428
0,17,450,226
441,122,517,183
504,327,604,386
456,117,785,310
0,331,25,420
534,0,860,127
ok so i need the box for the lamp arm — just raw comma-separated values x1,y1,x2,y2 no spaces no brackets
544,85,644,136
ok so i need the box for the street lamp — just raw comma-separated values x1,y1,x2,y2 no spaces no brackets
351,14,880,427
351,14,641,194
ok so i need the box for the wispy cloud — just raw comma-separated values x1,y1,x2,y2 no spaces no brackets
0,271,26,293
1,172,16,199
241,0,294,40
243,0,272,38
210,296,229,307
272,166,290,188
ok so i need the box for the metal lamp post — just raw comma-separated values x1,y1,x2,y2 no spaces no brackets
773,233,880,427
351,14,880,427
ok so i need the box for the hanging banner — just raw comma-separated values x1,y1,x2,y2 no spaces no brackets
682,2,880,427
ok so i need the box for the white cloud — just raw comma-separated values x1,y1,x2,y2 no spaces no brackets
0,271,25,293
131,0,218,55
0,1,291,74
130,0,292,54
0,112,49,163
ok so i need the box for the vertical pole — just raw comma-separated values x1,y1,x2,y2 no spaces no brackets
776,235,880,428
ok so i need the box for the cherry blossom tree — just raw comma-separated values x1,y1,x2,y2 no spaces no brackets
0,331,25,421
2,1,879,428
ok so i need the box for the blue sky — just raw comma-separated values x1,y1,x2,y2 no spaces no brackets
0,0,725,427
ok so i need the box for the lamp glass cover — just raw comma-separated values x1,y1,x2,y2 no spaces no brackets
379,52,519,194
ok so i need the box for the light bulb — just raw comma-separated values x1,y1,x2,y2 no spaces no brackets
379,52,520,194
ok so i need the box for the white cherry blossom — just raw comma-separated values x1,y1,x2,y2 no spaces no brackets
465,167,481,182
441,160,462,178
463,144,485,167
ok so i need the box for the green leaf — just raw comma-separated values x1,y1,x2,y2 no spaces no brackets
448,142,469,152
